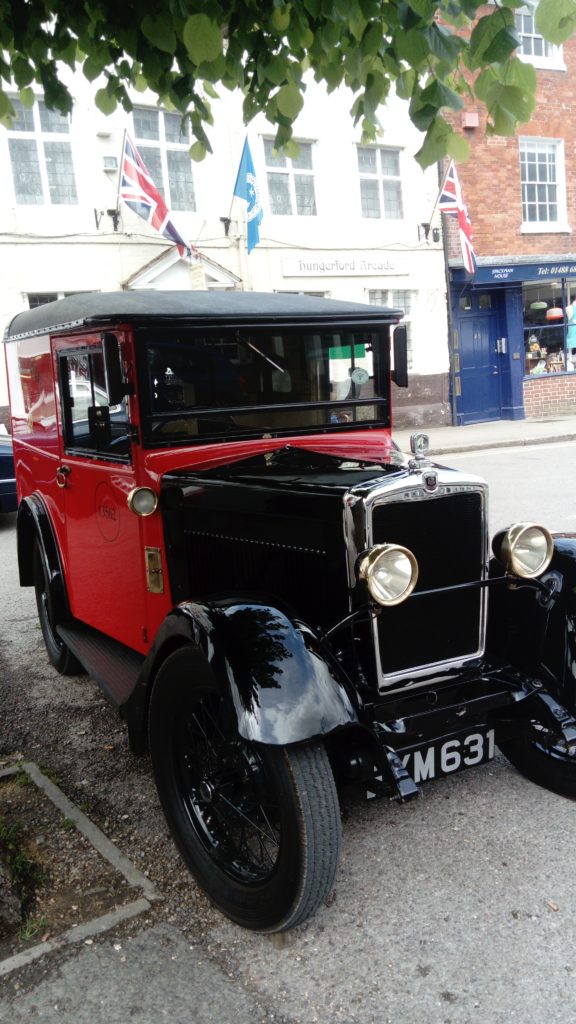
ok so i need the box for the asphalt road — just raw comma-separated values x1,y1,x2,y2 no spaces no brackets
2,444,576,1024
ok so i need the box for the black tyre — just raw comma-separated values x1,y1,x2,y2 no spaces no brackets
33,542,82,675
148,647,342,932
499,732,576,798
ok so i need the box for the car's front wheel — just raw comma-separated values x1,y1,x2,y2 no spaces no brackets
498,729,576,798
148,647,342,932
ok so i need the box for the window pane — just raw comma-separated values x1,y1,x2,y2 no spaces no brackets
10,99,35,132
292,143,313,170
264,139,286,167
139,146,164,194
167,149,195,211
28,293,59,308
380,149,400,176
267,172,292,214
382,180,403,218
134,109,160,141
164,111,189,144
478,294,492,309
360,179,380,218
9,138,43,203
295,174,317,216
39,101,69,134
357,147,377,174
44,142,77,203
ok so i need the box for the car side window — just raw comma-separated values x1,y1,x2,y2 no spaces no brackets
59,346,131,459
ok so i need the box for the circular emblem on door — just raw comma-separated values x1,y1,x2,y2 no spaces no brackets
95,482,120,542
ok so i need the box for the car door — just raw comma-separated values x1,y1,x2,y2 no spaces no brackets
53,332,149,653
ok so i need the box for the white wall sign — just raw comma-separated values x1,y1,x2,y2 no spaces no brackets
282,254,408,277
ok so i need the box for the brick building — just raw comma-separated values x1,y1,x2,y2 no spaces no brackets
445,5,576,423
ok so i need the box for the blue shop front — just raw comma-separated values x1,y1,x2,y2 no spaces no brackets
450,257,576,424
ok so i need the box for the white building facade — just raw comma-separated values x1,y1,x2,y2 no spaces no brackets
0,74,449,427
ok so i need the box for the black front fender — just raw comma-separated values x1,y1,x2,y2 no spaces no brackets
487,535,576,712
132,599,360,746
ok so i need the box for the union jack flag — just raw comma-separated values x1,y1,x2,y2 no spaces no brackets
437,160,477,276
119,133,191,257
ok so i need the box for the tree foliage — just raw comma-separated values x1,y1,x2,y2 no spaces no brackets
0,0,574,166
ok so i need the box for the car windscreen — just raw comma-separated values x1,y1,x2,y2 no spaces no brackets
138,326,391,445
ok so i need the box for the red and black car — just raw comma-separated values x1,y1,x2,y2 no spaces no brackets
4,291,576,932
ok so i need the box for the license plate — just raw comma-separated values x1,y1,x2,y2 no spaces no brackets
400,728,496,784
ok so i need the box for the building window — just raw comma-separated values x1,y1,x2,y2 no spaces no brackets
358,147,403,220
368,289,414,369
515,9,564,70
522,280,576,376
7,99,77,205
519,138,567,230
264,140,317,216
133,108,195,212
26,291,88,308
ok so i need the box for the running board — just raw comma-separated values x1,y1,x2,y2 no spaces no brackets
57,622,144,708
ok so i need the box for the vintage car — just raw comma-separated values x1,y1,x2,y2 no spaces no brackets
4,291,576,933
0,431,17,513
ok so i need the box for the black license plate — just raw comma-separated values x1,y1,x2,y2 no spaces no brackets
400,727,496,784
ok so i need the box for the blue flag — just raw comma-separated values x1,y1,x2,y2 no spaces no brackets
233,138,263,254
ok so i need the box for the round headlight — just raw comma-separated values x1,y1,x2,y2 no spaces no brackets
358,544,419,606
500,522,553,579
127,487,158,517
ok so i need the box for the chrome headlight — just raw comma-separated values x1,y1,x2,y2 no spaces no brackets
499,522,553,579
358,544,419,606
127,486,158,517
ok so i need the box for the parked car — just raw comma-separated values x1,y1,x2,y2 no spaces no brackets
4,291,576,933
0,431,16,513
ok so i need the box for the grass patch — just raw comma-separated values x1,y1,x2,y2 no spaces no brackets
0,816,44,916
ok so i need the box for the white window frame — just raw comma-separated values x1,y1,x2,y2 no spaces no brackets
7,98,77,206
263,139,317,217
357,146,404,221
515,6,565,71
368,289,414,370
132,107,196,212
519,137,569,233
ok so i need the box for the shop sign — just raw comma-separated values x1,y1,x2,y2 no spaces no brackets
455,262,576,285
282,254,408,277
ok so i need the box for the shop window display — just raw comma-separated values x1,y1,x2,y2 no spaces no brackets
523,280,576,376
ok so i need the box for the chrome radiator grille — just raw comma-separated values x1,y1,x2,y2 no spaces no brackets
370,490,485,682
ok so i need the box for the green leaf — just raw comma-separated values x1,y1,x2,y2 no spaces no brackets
271,6,291,31
414,115,456,168
12,57,35,88
0,89,15,127
447,133,470,161
95,88,118,115
394,26,429,66
396,68,417,100
183,15,222,65
19,86,35,108
83,56,102,82
141,16,176,55
468,10,514,70
423,23,464,63
536,0,576,44
189,140,207,161
482,26,519,64
276,82,304,118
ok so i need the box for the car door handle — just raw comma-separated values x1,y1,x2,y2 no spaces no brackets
56,465,71,489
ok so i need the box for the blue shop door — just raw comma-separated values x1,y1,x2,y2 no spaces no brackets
459,314,502,423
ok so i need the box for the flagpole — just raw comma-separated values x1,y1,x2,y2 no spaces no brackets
436,159,461,427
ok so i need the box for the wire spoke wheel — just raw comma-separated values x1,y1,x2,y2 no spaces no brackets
149,646,342,932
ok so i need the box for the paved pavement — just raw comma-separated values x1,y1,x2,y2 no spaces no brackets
393,411,576,456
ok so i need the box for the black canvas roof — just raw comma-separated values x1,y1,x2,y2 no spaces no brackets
4,290,403,341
